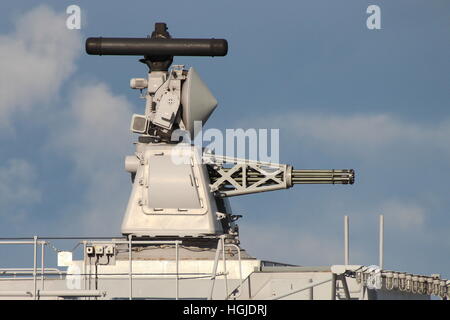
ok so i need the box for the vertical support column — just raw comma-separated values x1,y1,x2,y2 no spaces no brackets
344,215,349,265
32,236,37,300
88,245,91,291
379,214,384,270
221,236,228,299
128,234,133,300
83,241,87,292
41,242,45,290
175,242,179,300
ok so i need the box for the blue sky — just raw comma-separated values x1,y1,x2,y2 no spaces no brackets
0,1,449,278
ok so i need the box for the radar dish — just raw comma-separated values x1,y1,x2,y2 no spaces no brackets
181,67,218,138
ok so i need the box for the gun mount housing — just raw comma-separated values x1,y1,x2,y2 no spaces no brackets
85,23,355,241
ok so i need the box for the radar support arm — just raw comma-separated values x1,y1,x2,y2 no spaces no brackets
204,154,355,197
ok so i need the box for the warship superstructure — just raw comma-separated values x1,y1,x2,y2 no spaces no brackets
0,23,448,300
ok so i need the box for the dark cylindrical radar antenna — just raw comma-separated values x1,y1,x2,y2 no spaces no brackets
85,37,228,56
85,23,228,71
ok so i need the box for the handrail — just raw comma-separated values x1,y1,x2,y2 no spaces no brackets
0,236,243,300
0,268,65,279
124,236,182,300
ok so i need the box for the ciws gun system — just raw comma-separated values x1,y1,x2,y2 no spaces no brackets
86,23,354,243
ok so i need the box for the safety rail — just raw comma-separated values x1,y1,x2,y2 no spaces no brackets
0,237,49,299
0,268,65,279
0,235,243,300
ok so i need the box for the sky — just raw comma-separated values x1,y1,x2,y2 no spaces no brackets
0,1,449,279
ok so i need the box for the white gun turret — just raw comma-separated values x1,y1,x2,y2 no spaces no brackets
86,23,355,243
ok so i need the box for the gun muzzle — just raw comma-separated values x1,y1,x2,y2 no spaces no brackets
290,169,355,185
85,37,228,57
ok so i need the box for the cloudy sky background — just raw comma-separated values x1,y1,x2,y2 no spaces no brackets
0,1,449,278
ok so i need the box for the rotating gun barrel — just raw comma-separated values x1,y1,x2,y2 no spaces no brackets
290,169,354,185
206,156,355,197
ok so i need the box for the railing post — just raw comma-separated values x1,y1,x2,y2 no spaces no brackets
83,241,87,293
379,214,384,270
33,236,37,300
128,234,133,300
175,242,179,300
221,236,228,298
344,215,349,265
41,242,45,290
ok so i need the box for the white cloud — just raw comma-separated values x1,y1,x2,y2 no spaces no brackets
246,113,450,158
0,5,81,128
56,83,133,174
53,83,135,234
0,5,135,235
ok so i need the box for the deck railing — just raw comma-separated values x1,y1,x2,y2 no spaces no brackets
0,235,243,300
